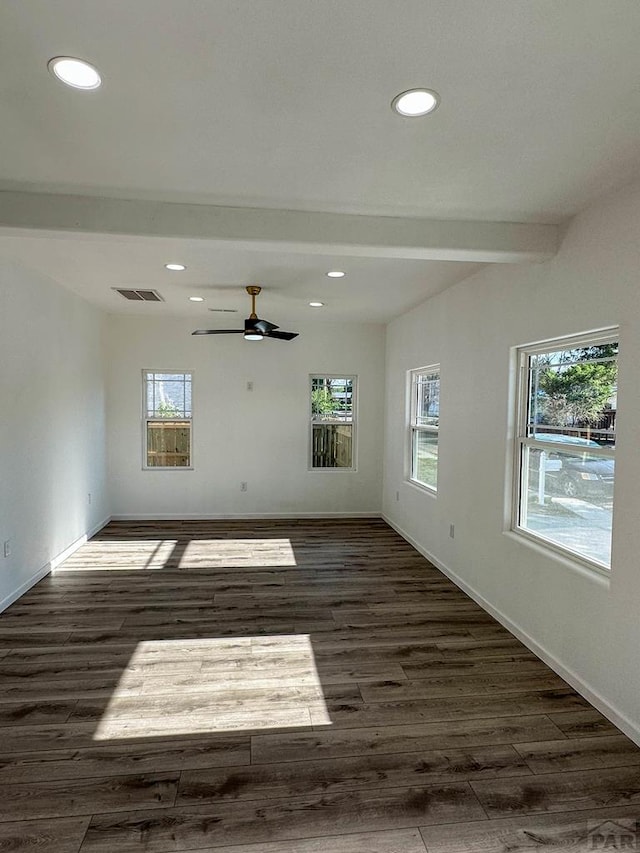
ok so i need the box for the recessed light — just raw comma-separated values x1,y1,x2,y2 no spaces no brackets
391,88,440,117
48,57,102,90
165,263,186,271
326,271,345,278
309,302,324,308
189,296,204,302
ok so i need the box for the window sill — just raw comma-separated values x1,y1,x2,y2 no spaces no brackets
142,467,194,472
406,478,437,498
504,528,610,587
308,467,357,473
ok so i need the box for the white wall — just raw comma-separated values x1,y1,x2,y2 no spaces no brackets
383,180,640,743
0,259,109,609
107,316,384,517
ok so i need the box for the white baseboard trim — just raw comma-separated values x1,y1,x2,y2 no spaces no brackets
111,512,382,520
0,516,112,611
382,514,640,748
0,563,52,613
51,516,112,573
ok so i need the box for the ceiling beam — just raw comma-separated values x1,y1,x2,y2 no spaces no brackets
0,191,559,263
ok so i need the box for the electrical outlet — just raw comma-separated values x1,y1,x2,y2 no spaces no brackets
246,381,253,391
240,481,248,492
3,539,11,558
449,524,455,539
395,490,400,501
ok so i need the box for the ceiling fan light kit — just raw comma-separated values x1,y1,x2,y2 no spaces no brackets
192,286,299,342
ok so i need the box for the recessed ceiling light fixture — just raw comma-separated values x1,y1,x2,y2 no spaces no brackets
326,271,345,278
391,88,440,117
309,302,324,308
48,56,102,90
189,296,204,302
165,263,186,271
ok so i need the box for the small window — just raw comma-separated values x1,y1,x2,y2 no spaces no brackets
310,375,356,469
408,366,440,491
143,371,192,468
513,332,617,570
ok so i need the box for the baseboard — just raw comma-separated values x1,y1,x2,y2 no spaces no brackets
51,515,112,572
110,512,382,520
382,513,640,748
0,515,112,611
0,562,52,613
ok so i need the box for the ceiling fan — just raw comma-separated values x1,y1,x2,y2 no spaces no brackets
192,286,299,342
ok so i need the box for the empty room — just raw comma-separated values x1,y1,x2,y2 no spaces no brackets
1,2,640,851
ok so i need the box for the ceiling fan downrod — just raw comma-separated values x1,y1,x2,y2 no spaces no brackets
246,285,261,319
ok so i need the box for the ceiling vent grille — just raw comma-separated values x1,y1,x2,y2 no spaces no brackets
208,308,238,313
114,288,164,302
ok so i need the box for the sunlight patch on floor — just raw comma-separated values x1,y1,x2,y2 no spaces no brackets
93,634,330,739
54,540,178,571
177,539,298,568
56,538,298,571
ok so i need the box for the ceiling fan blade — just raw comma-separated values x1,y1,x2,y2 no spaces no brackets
265,329,299,341
192,329,244,335
192,289,298,341
253,318,279,334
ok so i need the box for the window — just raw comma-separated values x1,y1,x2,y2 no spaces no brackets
513,331,617,570
310,375,355,469
409,366,440,491
143,371,192,468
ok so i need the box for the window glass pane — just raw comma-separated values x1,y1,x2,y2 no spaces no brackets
146,372,192,418
412,430,438,489
312,423,352,468
415,373,439,427
311,377,353,422
520,445,612,567
146,422,191,467
527,344,617,445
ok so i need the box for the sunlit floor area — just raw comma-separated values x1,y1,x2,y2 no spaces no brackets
95,635,331,739
0,518,639,853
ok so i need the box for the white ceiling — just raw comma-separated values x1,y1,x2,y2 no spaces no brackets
1,0,640,322
0,233,483,324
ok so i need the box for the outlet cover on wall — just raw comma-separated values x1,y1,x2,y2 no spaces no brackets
240,482,248,492
3,539,11,558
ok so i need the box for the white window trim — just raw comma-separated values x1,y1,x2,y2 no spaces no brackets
511,329,617,573
142,369,194,471
309,374,357,471
407,364,440,494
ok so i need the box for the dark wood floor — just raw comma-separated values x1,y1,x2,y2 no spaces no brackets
0,519,638,852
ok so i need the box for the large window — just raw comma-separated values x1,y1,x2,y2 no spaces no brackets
310,375,355,469
143,371,192,468
409,366,440,491
513,331,617,571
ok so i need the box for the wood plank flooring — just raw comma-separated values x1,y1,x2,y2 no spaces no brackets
0,518,638,852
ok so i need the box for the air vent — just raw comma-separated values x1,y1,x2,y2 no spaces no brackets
208,308,238,313
113,288,164,302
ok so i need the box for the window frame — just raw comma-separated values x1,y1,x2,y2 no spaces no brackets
407,364,440,494
142,369,194,471
308,374,357,471
511,329,618,574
